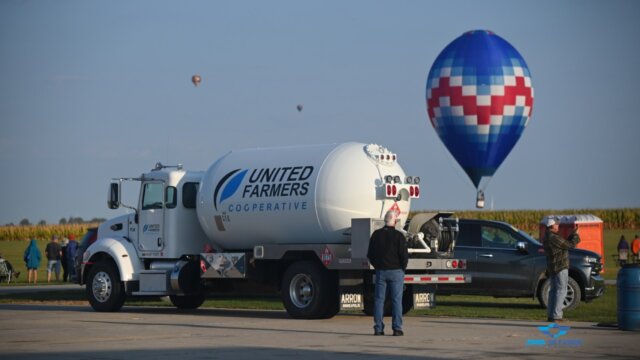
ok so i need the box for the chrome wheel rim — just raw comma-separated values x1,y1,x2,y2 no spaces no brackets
289,273,313,309
92,271,112,303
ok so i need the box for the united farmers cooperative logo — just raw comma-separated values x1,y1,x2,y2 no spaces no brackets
213,166,314,212
142,224,160,233
525,323,583,348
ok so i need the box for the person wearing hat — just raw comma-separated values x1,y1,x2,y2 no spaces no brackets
45,235,63,282
23,239,41,284
367,210,409,336
543,217,580,322
631,235,640,263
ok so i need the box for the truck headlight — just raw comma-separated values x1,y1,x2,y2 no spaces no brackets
585,256,602,275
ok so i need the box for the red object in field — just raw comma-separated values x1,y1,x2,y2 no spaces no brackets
539,214,605,273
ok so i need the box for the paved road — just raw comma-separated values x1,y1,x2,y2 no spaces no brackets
0,303,636,359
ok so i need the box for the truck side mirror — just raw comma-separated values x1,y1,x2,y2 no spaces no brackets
108,182,121,209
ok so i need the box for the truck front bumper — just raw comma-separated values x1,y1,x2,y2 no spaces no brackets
584,275,605,302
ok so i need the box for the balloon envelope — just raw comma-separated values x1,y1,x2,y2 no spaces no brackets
296,104,303,112
426,30,534,189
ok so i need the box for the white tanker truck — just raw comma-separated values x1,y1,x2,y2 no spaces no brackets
80,142,469,319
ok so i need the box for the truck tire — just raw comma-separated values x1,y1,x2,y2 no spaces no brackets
282,261,335,319
363,285,413,316
86,260,126,312
537,276,581,311
170,293,206,310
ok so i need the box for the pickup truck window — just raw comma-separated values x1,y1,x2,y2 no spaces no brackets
481,225,518,249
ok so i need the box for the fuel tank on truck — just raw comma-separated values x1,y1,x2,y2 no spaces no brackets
196,142,414,250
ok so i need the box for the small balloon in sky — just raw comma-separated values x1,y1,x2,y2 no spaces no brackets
426,30,534,208
191,74,201,87
296,104,303,112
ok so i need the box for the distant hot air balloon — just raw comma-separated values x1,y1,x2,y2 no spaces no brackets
191,74,201,87
426,30,534,208
296,104,303,112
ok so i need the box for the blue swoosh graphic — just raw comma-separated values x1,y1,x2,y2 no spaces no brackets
219,169,248,205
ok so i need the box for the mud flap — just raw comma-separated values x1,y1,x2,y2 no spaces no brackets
413,284,436,309
339,277,364,311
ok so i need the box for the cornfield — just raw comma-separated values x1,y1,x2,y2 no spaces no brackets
0,209,638,242
410,208,639,233
0,223,101,242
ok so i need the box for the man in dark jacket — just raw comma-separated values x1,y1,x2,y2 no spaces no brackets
543,218,580,322
367,210,409,336
45,235,63,283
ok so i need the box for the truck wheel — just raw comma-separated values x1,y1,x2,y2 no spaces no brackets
86,260,126,312
282,261,334,319
169,293,206,310
538,276,581,311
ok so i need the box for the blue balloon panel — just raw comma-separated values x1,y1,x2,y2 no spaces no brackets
426,30,534,188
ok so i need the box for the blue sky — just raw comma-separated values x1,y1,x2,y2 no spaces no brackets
1,0,639,225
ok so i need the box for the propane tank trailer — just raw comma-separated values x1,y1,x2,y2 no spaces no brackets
80,142,469,318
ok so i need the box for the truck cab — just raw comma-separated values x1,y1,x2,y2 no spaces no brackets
81,164,210,310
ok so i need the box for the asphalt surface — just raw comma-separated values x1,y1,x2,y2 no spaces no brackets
0,302,637,359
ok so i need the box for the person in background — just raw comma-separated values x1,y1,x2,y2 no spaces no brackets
61,237,69,282
23,239,42,284
617,235,629,266
66,234,79,282
0,252,19,282
367,210,409,336
631,235,640,263
45,235,63,283
543,218,580,323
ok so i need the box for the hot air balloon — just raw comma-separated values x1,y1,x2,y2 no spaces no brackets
191,74,201,87
296,104,303,112
426,30,534,208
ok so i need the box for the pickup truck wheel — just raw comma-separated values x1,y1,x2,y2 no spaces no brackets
282,261,332,319
170,293,206,309
538,276,581,311
86,261,126,312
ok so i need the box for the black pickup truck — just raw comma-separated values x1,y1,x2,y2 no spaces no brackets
437,219,605,310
